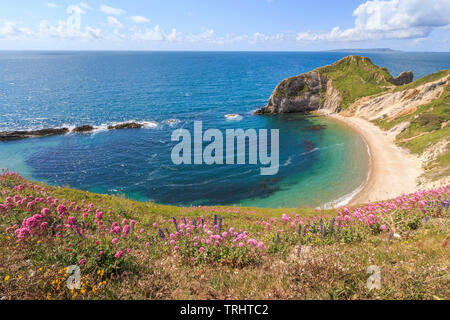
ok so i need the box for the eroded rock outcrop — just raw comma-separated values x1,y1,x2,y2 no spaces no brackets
352,75,449,121
107,122,144,130
255,71,328,114
0,128,69,141
73,125,95,133
1,122,148,142
388,71,414,86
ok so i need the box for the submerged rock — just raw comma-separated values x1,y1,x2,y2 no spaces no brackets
0,128,69,141
107,122,144,130
305,124,326,131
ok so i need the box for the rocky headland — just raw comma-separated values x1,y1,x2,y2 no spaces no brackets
255,55,414,115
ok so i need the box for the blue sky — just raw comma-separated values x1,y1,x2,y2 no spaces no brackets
0,0,449,51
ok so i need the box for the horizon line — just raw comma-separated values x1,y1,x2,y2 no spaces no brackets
1,49,450,53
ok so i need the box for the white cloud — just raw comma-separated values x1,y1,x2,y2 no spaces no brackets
67,4,86,15
100,4,125,16
85,26,102,39
107,16,123,28
0,19,34,38
79,2,91,10
131,25,182,42
113,29,127,40
130,27,285,45
166,28,181,42
132,25,165,41
44,2,58,8
231,32,286,43
186,28,224,44
130,16,150,24
411,37,426,45
39,20,102,40
296,0,450,42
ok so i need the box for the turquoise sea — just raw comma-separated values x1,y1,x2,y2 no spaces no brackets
0,51,449,208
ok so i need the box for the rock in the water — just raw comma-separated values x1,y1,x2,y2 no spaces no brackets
107,122,144,130
0,128,69,141
388,71,414,86
0,133,26,141
73,125,95,133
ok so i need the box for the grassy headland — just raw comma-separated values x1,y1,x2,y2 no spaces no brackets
317,55,393,110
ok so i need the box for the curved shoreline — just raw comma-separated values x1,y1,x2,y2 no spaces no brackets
321,112,423,206
1,112,426,208
321,131,372,209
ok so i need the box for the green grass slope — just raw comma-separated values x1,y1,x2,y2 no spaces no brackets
0,172,448,300
317,55,393,110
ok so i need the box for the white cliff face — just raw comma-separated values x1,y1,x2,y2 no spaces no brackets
349,74,449,187
319,78,342,114
352,75,449,121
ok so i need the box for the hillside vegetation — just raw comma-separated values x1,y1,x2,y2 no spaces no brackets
317,55,393,110
0,171,448,300
372,71,450,182
257,55,408,114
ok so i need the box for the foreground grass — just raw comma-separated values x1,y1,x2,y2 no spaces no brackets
0,171,448,300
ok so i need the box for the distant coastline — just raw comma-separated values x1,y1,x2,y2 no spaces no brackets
325,48,401,53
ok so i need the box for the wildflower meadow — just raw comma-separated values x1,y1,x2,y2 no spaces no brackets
0,169,448,300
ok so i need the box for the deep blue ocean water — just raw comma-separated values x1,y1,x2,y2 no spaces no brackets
0,51,449,208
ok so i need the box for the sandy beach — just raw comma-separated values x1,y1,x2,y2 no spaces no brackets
324,113,424,205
